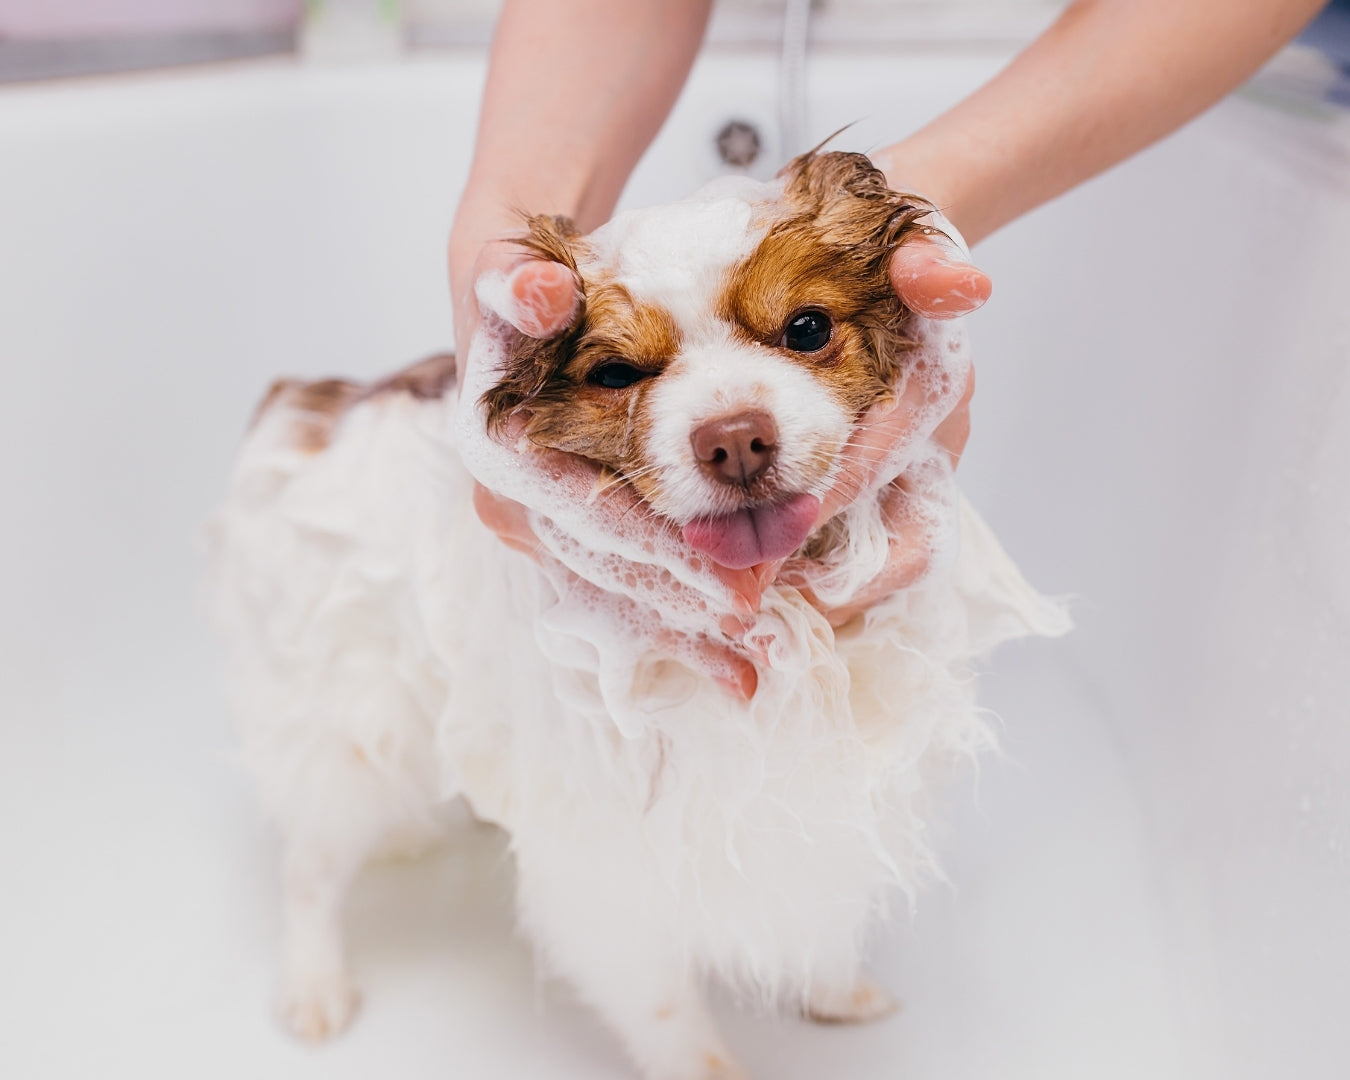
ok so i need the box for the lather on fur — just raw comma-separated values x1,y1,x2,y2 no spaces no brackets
206,151,1068,1080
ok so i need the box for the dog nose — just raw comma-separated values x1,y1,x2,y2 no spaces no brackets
691,410,778,485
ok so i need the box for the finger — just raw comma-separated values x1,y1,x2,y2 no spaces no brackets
504,259,581,339
525,442,764,614
719,567,763,614
719,614,752,639
874,477,935,590
813,393,915,525
930,365,975,469
462,250,758,617
750,559,783,595
817,322,972,528
889,236,991,319
453,240,527,365
472,482,539,557
820,483,934,627
535,549,762,701
684,635,759,700
472,402,764,618
555,561,761,700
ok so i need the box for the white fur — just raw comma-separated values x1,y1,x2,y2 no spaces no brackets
586,174,778,335
643,327,850,521
205,180,1069,1079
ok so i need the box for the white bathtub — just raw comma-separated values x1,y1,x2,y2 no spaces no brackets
1,42,1346,1080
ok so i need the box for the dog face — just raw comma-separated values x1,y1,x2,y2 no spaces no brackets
481,152,931,568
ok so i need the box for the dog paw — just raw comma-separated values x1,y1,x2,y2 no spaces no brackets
657,1050,750,1080
804,974,900,1025
278,969,361,1042
647,1048,752,1080
697,1050,752,1080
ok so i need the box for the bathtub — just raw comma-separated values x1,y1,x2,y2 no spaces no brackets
1,38,1346,1080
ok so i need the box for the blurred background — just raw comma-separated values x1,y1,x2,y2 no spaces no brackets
0,1,1068,78
2,3,1348,1080
4,0,1349,80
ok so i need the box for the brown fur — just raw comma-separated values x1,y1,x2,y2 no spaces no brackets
479,153,933,497
479,215,586,428
720,151,933,416
363,351,457,402
253,352,457,453
480,215,682,488
270,378,364,453
518,278,680,477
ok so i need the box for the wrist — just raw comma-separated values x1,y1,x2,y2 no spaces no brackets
447,184,542,310
456,145,619,236
448,163,616,286
874,134,999,248
449,185,523,261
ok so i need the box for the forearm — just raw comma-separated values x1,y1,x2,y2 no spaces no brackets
450,0,712,275
878,0,1325,245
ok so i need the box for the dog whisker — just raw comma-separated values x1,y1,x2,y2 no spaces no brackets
208,153,1065,1074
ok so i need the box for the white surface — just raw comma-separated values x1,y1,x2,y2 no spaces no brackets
1,49,1347,1080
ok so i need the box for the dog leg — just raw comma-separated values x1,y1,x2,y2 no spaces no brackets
589,972,747,1080
562,950,745,1080
276,828,369,1042
273,749,419,1043
515,850,747,1080
803,972,900,1025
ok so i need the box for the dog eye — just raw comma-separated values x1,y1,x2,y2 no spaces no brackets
588,362,653,389
781,310,832,353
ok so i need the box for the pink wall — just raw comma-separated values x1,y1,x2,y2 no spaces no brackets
0,1,303,38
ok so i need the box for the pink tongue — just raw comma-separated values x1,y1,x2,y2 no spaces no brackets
683,493,821,570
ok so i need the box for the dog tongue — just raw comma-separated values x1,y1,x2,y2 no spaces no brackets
682,493,820,570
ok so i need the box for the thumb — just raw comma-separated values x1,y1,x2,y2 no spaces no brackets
889,232,991,319
499,259,581,339
474,253,580,340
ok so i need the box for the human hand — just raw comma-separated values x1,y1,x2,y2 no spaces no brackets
452,240,765,699
451,210,989,682
765,225,987,627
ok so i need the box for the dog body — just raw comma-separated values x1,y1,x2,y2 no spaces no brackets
207,154,1066,1078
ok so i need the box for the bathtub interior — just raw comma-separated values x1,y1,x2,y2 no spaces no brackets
1,41,1347,1080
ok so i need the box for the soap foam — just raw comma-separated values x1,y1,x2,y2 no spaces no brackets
454,302,762,717
586,175,782,340
786,312,973,610
452,184,1068,1001
455,180,995,729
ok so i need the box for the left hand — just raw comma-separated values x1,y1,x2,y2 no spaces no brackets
772,231,986,626
462,219,990,655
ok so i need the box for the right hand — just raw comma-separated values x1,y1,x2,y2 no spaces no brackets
450,237,765,699
448,226,988,695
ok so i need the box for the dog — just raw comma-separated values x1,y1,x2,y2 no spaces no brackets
206,150,1067,1079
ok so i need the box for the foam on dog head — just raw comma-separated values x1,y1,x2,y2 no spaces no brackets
585,174,777,337
446,174,1069,967
455,165,975,705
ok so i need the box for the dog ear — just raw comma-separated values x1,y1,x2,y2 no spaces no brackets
479,215,585,435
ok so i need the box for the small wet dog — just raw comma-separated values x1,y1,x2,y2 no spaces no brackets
208,151,1065,1079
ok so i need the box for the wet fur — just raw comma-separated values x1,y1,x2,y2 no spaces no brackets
207,153,1067,1080
482,152,932,505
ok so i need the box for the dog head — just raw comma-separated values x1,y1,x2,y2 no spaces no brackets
480,151,934,569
